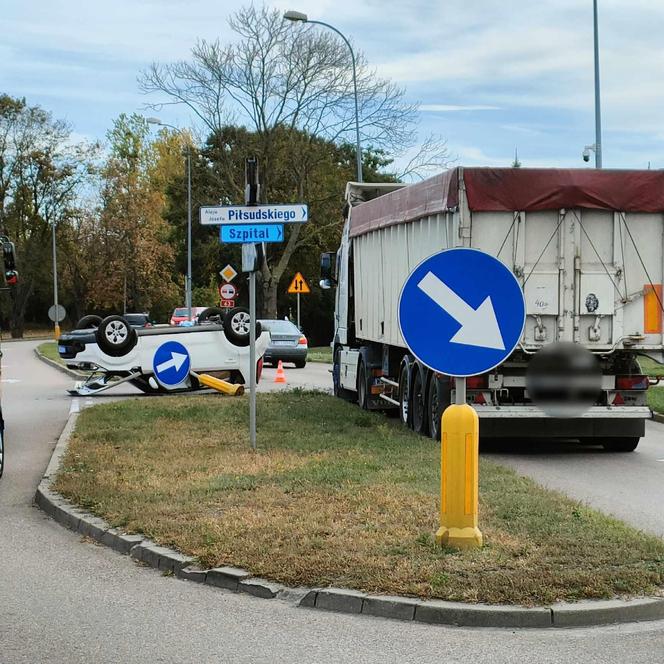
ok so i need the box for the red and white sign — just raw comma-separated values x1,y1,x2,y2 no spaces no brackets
220,299,235,308
219,283,237,300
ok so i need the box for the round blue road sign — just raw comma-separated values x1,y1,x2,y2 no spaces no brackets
153,340,191,387
398,248,525,377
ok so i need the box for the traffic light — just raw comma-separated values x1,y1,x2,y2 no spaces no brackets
2,239,18,286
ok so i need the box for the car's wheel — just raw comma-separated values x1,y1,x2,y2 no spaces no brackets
223,307,261,347
602,437,640,452
295,360,306,369
398,361,411,428
198,307,225,325
411,368,428,436
357,360,369,410
76,315,102,330
95,315,138,357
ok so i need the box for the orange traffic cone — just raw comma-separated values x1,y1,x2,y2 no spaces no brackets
274,360,287,384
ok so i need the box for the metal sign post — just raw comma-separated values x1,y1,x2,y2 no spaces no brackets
244,158,260,451
206,159,308,449
249,268,256,450
398,248,526,550
287,272,311,330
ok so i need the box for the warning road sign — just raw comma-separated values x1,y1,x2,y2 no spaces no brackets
287,272,311,294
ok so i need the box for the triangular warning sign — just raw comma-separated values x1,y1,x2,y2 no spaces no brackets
287,271,311,294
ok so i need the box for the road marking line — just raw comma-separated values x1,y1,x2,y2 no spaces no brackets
69,398,80,414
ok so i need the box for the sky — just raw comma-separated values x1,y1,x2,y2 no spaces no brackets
2,0,664,173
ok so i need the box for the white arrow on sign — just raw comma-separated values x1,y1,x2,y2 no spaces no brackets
156,352,188,375
417,271,505,350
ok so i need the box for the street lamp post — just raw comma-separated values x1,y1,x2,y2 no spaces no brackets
51,222,60,339
592,0,602,168
283,10,363,183
147,118,193,320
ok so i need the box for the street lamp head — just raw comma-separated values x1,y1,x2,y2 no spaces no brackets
283,10,308,22
146,117,163,125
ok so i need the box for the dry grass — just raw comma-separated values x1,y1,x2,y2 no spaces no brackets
53,391,664,605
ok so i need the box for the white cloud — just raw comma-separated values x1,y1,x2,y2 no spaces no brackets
420,104,500,112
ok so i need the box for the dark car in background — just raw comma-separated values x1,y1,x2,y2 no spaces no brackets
260,319,308,368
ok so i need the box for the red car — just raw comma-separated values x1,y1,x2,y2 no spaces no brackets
170,307,209,326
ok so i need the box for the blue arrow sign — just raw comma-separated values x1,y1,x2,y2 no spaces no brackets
153,341,191,387
220,224,284,243
201,204,308,225
398,248,525,377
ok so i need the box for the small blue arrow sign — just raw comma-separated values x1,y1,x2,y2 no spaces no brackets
153,341,191,387
220,224,284,243
398,248,525,377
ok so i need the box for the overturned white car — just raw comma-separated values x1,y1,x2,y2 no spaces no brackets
58,307,269,396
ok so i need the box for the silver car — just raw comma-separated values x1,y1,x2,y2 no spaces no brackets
260,319,308,368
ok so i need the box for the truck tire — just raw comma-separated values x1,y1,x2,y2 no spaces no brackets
428,375,451,441
357,360,369,410
602,437,640,452
223,307,261,347
398,361,411,428
411,367,429,436
198,307,225,325
95,315,138,357
76,314,102,330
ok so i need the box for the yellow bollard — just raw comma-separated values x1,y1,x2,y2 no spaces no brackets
193,371,245,396
435,403,483,549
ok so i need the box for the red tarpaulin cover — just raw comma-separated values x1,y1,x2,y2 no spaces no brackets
349,167,664,238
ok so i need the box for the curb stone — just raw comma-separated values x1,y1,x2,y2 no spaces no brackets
652,412,664,425
34,347,88,380
35,411,664,629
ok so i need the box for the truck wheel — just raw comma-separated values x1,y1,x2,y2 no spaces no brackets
357,360,369,410
428,377,441,441
411,368,429,436
76,315,102,330
603,437,640,452
223,307,261,347
428,376,451,440
198,307,225,325
398,362,411,428
95,316,137,357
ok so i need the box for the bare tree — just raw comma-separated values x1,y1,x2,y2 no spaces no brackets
139,4,448,316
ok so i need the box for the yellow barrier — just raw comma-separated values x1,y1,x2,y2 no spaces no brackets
435,403,483,549
194,372,245,396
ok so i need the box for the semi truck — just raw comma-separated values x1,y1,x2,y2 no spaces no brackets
320,167,664,451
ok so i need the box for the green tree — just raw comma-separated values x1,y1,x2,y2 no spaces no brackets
0,94,97,336
139,5,448,319
83,114,179,319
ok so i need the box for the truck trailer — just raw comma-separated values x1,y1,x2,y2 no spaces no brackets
321,167,664,451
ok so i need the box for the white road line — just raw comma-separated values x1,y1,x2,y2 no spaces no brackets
69,398,80,414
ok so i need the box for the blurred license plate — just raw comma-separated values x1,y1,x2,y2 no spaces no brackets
58,345,66,353
272,340,293,346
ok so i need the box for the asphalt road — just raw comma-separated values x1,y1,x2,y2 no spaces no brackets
486,424,664,537
2,339,664,663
